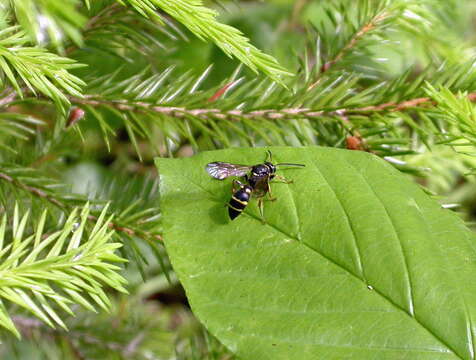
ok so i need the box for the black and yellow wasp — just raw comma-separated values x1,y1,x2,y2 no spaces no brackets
205,151,305,222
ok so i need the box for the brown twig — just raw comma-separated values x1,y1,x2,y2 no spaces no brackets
0,88,18,106
65,3,123,55
0,171,66,209
1,84,474,131
308,11,389,90
70,92,476,122
3,80,474,124
0,171,163,243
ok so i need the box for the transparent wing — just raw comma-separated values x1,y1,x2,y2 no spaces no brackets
205,162,251,180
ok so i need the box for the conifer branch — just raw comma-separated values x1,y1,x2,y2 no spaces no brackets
0,204,127,337
309,10,389,89
117,0,292,84
70,92,476,121
0,166,163,243
0,27,85,112
305,0,444,84
0,170,67,209
321,11,388,73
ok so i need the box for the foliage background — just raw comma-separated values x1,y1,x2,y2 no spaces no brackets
2,0,476,358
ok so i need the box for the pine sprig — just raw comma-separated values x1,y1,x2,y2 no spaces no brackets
0,164,163,242
0,163,165,276
0,164,84,209
310,0,392,84
119,0,292,84
55,56,476,160
70,4,181,61
0,26,85,112
0,203,127,337
425,84,476,147
305,0,465,85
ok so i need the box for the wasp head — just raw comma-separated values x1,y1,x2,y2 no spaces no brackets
251,164,272,177
264,162,276,174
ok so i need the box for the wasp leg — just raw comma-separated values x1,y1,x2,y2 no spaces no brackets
232,179,243,192
265,181,277,202
272,174,293,184
257,198,266,224
266,194,277,202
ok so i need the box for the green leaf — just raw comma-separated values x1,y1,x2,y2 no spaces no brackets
156,146,476,360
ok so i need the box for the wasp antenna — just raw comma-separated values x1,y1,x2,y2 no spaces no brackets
266,150,273,162
276,162,305,167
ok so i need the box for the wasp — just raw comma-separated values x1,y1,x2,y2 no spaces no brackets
205,151,305,222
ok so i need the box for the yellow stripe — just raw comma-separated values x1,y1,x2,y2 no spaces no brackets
228,204,243,212
231,196,248,205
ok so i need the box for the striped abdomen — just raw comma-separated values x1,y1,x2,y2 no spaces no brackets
228,185,252,220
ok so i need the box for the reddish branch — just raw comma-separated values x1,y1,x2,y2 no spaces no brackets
2,84,475,125
70,92,476,121
1,85,475,123
323,12,388,73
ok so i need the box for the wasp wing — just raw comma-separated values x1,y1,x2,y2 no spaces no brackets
205,162,250,180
